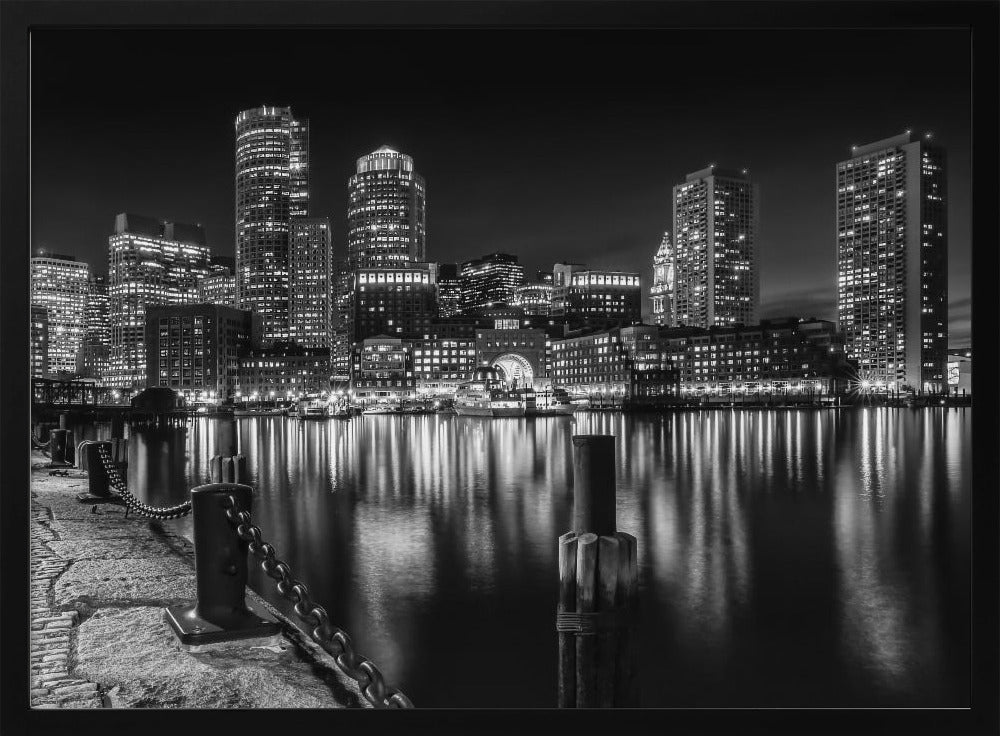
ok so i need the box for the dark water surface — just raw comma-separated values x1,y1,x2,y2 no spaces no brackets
84,408,971,707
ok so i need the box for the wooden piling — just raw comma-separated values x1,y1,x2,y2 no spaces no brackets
210,455,248,485
574,532,599,707
557,433,640,708
557,532,578,708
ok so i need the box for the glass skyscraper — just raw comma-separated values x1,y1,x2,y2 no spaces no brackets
289,216,332,348
235,105,310,342
671,166,758,328
836,131,948,393
347,145,426,268
459,252,524,310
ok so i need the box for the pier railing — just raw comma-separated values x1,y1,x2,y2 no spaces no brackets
87,437,413,709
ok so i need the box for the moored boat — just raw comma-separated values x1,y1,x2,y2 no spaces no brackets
454,367,526,417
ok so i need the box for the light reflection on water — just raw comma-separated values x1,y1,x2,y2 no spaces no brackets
80,408,970,707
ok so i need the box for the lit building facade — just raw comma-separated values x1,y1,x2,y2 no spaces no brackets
145,303,258,403
947,348,972,395
672,166,759,328
435,263,463,318
235,106,310,342
550,267,641,329
512,281,554,316
660,318,852,397
289,216,332,348
79,274,111,382
107,213,211,390
650,231,674,327
350,336,415,404
409,331,477,397
550,325,677,399
238,342,331,399
198,262,238,307
460,253,525,310
836,132,948,393
30,304,49,378
347,145,426,268
474,326,548,388
353,264,438,342
30,253,90,376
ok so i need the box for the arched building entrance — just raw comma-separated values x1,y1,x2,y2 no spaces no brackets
491,353,534,389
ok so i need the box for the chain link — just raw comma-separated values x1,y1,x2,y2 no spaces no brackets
221,494,413,709
96,445,193,520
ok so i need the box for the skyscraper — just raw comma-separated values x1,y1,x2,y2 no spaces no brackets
347,145,426,268
30,253,90,376
672,166,758,328
289,216,332,348
30,304,49,379
836,131,948,393
107,213,211,390
435,263,463,318
79,274,111,382
459,253,524,310
235,105,310,342
650,232,673,327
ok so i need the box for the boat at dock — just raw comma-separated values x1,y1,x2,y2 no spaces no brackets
297,397,329,419
524,386,578,416
454,368,526,417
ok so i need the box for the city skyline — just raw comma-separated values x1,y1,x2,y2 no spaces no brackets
31,28,972,345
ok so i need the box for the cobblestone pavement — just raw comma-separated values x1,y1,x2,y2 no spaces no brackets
30,492,104,708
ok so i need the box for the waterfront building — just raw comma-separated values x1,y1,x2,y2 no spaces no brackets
106,213,211,390
460,253,525,311
144,303,259,404
435,263,463,318
550,265,641,330
235,105,310,342
836,131,948,393
475,326,548,388
409,330,477,397
78,274,111,382
289,216,332,348
352,263,438,342
537,270,554,285
650,231,674,327
550,325,678,400
660,317,852,397
672,166,759,328
350,335,415,404
512,281,554,316
30,304,49,378
30,253,90,377
198,259,238,307
330,259,354,385
238,342,332,400
347,145,426,268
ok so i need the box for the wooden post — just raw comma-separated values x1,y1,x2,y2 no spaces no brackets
574,532,598,707
557,434,640,708
210,455,248,484
111,413,125,440
557,532,578,708
217,417,238,458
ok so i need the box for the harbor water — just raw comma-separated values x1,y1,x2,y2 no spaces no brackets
80,408,971,707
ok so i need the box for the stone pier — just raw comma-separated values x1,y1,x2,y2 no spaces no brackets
29,450,368,709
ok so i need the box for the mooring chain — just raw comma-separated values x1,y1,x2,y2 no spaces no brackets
31,433,51,450
96,445,193,520
221,495,413,709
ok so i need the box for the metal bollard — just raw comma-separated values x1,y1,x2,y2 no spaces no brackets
164,482,280,646
84,441,113,497
48,429,69,465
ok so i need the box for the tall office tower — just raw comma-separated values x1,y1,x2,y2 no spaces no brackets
836,131,948,393
107,213,211,390
353,263,438,341
79,274,111,382
459,253,525,310
347,145,426,268
30,253,90,376
650,232,674,327
30,304,49,378
672,166,759,328
235,106,310,342
289,217,332,348
550,268,642,329
330,258,354,384
436,263,463,317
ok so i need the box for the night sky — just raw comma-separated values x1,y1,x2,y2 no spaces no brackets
31,28,971,345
